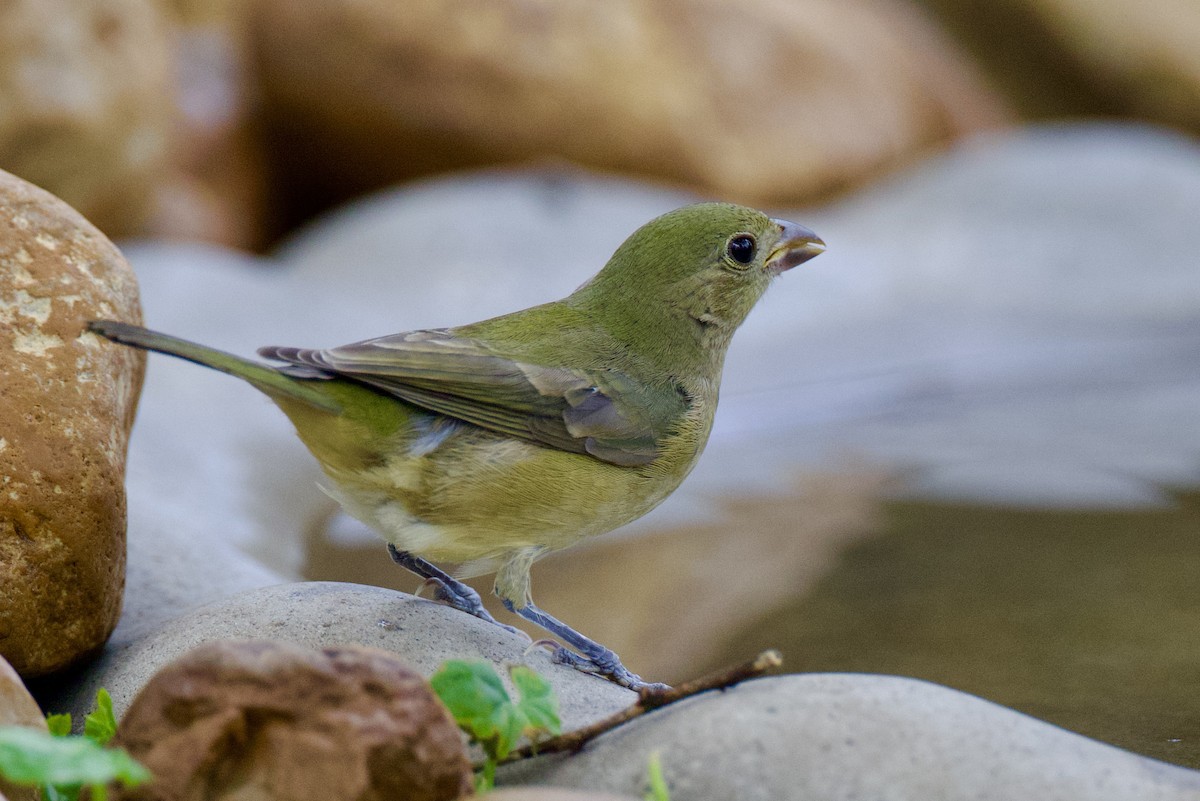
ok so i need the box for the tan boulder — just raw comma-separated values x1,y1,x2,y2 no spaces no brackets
0,169,144,676
0,655,47,801
912,0,1200,129
0,0,173,238
145,0,272,249
112,640,473,801
1025,0,1200,129
253,0,1009,211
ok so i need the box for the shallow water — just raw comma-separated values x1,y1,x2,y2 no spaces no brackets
717,489,1200,767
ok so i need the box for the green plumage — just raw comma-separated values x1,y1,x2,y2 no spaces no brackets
89,202,824,690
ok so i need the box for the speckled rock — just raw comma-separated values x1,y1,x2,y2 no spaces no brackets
0,656,44,801
0,0,173,237
0,169,145,676
500,674,1200,800
112,640,472,801
253,0,1008,213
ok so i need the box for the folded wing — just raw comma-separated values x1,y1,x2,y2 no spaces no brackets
260,329,685,467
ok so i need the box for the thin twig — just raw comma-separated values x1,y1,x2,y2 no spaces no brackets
497,649,783,765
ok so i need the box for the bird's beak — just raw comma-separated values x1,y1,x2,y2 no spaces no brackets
766,219,825,274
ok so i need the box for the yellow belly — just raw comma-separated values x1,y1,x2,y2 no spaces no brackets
313,390,714,570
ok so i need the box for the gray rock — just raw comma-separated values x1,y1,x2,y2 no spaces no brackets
500,674,1200,801
44,581,633,730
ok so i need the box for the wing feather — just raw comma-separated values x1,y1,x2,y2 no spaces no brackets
259,329,684,466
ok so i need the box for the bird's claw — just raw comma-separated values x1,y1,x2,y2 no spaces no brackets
546,643,671,694
414,577,524,637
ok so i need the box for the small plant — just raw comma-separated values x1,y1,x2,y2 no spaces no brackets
431,660,562,792
0,688,150,801
644,751,671,801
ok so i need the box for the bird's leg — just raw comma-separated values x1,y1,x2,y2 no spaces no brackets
493,548,667,692
503,599,670,693
386,544,520,634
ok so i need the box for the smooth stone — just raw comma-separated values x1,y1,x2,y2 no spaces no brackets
42,581,633,731
911,0,1200,131
0,169,145,677
252,0,1006,210
499,674,1200,801
105,245,305,650
487,791,640,801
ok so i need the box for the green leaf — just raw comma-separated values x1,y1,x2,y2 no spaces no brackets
45,714,73,737
431,660,563,764
431,660,524,759
0,727,150,788
42,782,76,801
644,752,670,801
510,666,561,738
83,689,118,745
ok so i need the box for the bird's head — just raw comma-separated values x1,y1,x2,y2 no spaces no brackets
571,202,824,363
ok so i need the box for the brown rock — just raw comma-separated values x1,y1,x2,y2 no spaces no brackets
0,0,174,238
0,655,45,801
145,0,272,249
912,0,1200,128
0,169,145,677
1023,0,1200,129
113,640,473,801
253,0,1009,218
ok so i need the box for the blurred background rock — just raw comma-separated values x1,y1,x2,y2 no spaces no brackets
5,0,1200,777
4,0,1197,246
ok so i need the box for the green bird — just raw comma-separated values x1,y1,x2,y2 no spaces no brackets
89,202,824,692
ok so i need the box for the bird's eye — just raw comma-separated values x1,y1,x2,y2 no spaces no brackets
727,234,756,266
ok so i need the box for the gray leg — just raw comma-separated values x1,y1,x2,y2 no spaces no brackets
387,544,517,632
492,547,669,692
502,599,670,693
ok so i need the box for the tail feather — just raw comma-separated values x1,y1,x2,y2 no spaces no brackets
87,320,341,413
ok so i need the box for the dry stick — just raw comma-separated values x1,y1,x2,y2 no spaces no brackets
499,649,784,765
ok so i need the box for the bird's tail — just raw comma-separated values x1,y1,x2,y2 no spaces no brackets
87,320,341,413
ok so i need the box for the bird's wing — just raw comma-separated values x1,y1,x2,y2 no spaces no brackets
259,330,686,467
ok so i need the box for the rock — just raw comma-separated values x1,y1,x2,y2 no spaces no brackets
487,791,640,801
144,0,270,249
44,582,634,731
0,656,44,728
499,674,1200,800
112,640,472,801
0,656,45,801
913,0,1200,131
0,169,145,677
0,0,173,237
252,0,1008,219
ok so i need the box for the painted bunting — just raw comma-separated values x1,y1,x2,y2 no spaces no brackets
89,202,824,692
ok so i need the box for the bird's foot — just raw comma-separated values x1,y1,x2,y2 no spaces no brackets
388,545,525,637
552,643,670,694
423,577,525,637
525,637,671,695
